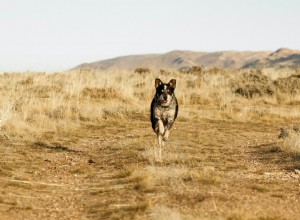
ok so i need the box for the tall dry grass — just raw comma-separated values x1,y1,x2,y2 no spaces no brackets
280,127,300,158
283,133,300,154
1,68,300,143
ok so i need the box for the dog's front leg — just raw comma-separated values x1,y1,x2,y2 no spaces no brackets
156,119,164,160
163,117,173,141
163,129,169,142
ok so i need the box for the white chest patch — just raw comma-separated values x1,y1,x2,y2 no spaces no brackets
162,111,169,121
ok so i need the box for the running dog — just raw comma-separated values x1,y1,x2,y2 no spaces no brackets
150,78,178,159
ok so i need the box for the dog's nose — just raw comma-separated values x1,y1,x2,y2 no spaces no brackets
163,94,168,100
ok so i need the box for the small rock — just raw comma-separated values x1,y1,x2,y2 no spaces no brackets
88,159,95,164
290,173,299,179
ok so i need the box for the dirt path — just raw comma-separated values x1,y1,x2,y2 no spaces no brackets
0,120,299,219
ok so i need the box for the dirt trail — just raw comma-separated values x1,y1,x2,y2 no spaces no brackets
0,120,299,219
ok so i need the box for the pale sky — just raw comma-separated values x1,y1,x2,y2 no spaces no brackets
1,0,299,72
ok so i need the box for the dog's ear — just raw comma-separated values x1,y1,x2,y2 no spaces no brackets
168,79,176,89
155,78,163,88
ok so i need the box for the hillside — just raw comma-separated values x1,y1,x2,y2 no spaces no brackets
73,48,300,71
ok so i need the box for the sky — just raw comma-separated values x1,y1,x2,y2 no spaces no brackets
0,0,300,72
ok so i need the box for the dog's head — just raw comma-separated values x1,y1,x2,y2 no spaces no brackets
154,78,176,106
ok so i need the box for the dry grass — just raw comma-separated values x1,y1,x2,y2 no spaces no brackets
0,68,300,219
281,128,300,160
1,68,300,144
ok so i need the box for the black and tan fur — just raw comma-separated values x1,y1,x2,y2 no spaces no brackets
151,78,178,159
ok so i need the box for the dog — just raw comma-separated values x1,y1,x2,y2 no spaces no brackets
150,78,178,159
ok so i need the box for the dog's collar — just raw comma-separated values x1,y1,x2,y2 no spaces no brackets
158,96,175,109
159,105,171,109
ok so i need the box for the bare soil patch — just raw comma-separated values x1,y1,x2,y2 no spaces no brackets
1,119,299,219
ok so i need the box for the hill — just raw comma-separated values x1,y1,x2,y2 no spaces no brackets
73,48,300,71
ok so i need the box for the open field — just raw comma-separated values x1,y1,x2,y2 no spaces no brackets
0,68,300,219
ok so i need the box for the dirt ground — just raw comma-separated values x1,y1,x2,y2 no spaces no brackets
0,119,299,219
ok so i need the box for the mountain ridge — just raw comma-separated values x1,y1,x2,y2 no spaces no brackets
73,48,300,71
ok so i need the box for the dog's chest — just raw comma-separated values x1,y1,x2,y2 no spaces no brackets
164,110,174,122
155,107,176,122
